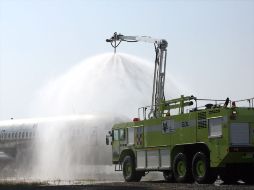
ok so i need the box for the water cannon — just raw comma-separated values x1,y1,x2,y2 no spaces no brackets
106,32,168,54
106,32,168,118
106,32,140,53
106,32,124,53
106,32,123,43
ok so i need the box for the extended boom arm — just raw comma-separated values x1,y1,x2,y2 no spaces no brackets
106,32,168,118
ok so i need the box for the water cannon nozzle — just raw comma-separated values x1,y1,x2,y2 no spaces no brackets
106,32,122,54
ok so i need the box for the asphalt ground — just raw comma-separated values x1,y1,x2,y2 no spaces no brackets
1,181,254,190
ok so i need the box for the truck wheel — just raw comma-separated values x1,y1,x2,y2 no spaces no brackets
122,155,142,182
192,152,217,184
173,152,192,183
163,170,174,182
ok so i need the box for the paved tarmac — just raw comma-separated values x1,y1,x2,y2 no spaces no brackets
1,181,254,190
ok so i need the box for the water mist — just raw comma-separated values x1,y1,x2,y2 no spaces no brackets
1,53,182,181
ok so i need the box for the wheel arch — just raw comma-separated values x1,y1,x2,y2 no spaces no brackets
119,149,136,163
171,143,210,165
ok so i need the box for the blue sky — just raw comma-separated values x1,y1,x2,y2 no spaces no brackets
0,0,254,120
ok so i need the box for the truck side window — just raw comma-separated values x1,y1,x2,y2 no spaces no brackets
113,130,119,141
119,129,125,140
208,117,223,138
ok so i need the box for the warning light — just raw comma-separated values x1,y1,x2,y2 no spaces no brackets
133,118,140,122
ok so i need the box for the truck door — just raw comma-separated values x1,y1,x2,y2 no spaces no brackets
112,129,120,161
119,128,127,153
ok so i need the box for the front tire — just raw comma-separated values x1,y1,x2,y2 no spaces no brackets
173,152,192,183
192,152,217,184
122,155,143,182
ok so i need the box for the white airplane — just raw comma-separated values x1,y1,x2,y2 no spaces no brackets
0,114,117,177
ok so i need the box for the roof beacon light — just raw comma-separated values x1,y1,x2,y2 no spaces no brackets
133,118,140,122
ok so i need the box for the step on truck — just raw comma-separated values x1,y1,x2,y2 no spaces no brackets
105,32,254,184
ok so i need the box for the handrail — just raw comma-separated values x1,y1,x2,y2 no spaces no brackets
137,96,254,120
234,97,254,108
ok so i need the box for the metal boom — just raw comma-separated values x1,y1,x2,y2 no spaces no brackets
106,32,168,118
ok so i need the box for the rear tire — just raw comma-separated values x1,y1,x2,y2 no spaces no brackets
122,155,143,182
173,152,192,183
192,152,217,184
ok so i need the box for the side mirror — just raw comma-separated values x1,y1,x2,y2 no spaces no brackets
106,136,109,145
